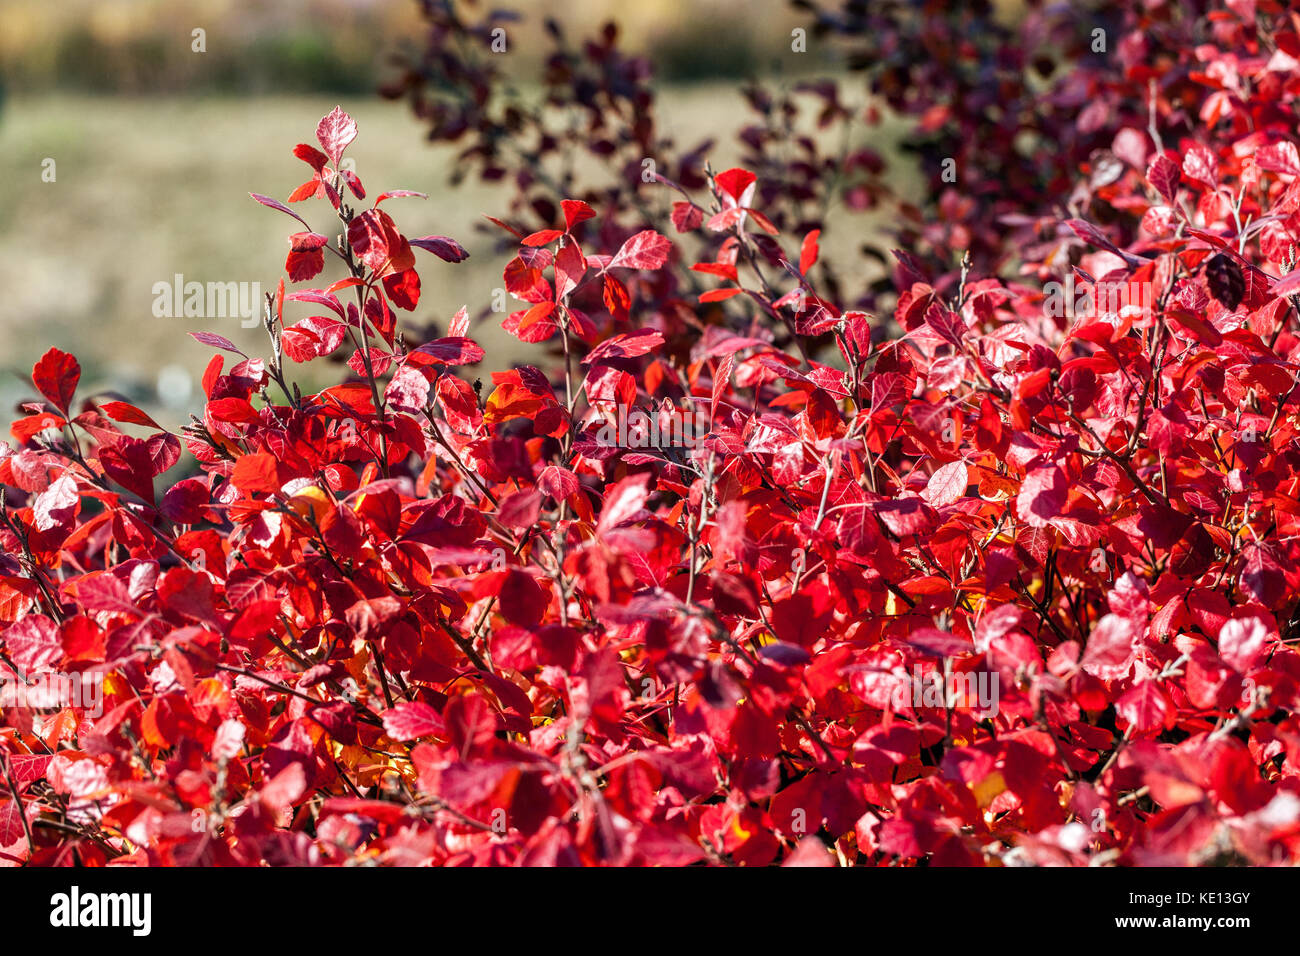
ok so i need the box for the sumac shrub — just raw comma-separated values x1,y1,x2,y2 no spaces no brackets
5,0,1300,867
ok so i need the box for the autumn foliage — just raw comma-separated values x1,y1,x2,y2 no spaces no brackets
6,0,1300,866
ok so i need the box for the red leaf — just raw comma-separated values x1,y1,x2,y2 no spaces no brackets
494,569,551,626
289,179,323,203
231,453,281,496
282,317,346,363
711,571,760,617
411,235,469,263
407,337,485,366
1270,269,1300,297
523,229,564,246
503,256,552,304
384,365,430,414
1218,616,1268,674
924,301,967,346
0,800,30,858
382,702,446,741
799,229,821,274
189,331,247,356
32,348,80,415
712,353,733,422
1115,682,1170,735
146,432,181,476
555,238,587,300
341,170,365,199
348,209,413,276
99,437,156,504
315,105,358,166
1146,153,1180,203
671,201,703,232
286,248,325,282
715,168,757,202
1255,142,1300,178
482,215,523,239
1080,614,1137,679
374,190,427,205
583,329,665,366
699,288,743,303
537,465,579,501
97,401,161,429
608,230,672,271
706,208,747,232
597,474,650,534
692,262,739,280
602,274,631,317
292,143,328,172
33,472,78,532
1065,219,1140,266
250,192,311,230
516,301,557,334
289,231,329,252
922,461,968,507
382,268,421,311
7,755,51,790
1016,465,1068,528
2,615,60,672
561,199,595,231
1181,142,1218,188
161,478,210,525
286,289,344,319
448,305,470,337
874,497,938,536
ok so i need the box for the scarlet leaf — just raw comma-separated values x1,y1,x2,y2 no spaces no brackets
714,168,757,202
349,209,414,276
608,230,672,271
282,317,346,363
99,437,156,504
250,192,311,230
315,105,358,166
583,329,665,366
2,615,60,672
231,453,282,496
97,401,161,429
410,236,470,263
537,465,579,502
1115,681,1170,735
292,143,328,172
382,702,446,741
799,229,821,274
671,201,703,232
407,337,485,366
1146,153,1181,203
1080,614,1137,679
561,199,595,231
32,348,80,415
922,461,967,507
188,332,246,357
33,472,78,532
1016,466,1068,528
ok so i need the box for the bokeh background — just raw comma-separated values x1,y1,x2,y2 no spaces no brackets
0,0,912,430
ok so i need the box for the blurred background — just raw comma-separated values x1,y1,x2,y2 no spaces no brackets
0,0,908,430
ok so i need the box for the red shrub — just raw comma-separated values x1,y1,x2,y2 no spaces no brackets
5,1,1300,866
